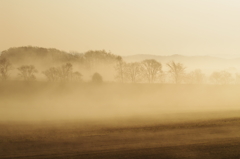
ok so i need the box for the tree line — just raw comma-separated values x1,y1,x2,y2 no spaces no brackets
0,46,119,68
115,57,239,84
0,46,239,84
0,55,239,85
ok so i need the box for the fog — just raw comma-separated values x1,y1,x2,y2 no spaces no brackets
1,82,240,124
2,56,240,159
2,0,240,157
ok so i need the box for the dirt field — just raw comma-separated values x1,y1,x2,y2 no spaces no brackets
1,115,240,159
1,83,240,158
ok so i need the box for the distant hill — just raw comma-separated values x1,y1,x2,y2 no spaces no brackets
1,46,240,75
123,54,240,74
0,46,83,67
0,46,119,80
0,46,118,68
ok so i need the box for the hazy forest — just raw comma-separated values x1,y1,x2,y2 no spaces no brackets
1,46,240,159
1,46,240,84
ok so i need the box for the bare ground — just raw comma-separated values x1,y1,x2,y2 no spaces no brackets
1,116,240,159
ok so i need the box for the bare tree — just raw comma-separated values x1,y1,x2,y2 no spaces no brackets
115,56,126,83
167,61,186,84
210,71,232,84
43,63,76,81
0,58,11,80
60,63,73,81
18,65,38,81
186,69,205,84
43,67,60,81
141,59,162,83
124,62,142,83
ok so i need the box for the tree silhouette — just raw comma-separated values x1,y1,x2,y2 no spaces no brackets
0,58,11,80
186,69,205,84
115,56,126,83
43,67,60,81
141,59,162,83
124,62,142,83
210,71,232,84
18,65,38,81
84,50,118,69
43,63,76,81
72,71,82,81
167,61,186,84
0,46,80,66
60,63,73,81
92,72,103,83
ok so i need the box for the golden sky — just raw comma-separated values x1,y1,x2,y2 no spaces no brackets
1,0,240,57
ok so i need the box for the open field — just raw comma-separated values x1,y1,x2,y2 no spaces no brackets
1,82,240,158
1,116,240,159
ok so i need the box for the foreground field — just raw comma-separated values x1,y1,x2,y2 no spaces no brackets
1,82,240,158
1,116,240,159
1,82,240,121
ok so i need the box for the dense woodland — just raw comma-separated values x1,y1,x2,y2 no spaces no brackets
0,46,239,84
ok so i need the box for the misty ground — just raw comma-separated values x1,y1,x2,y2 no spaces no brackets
1,82,240,158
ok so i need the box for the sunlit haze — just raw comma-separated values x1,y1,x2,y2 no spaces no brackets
1,0,240,57
3,1,240,158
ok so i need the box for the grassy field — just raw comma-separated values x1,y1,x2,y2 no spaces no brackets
1,82,240,158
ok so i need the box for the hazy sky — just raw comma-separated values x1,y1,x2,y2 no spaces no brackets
1,0,240,57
